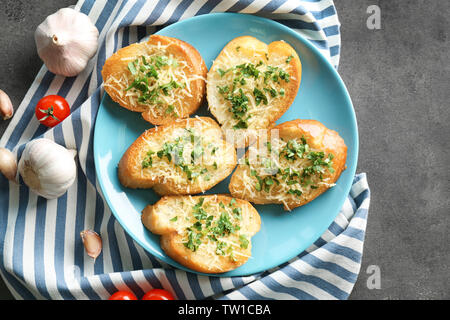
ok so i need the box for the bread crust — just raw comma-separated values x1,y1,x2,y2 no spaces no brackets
118,117,237,195
207,36,302,147
229,119,347,210
102,35,207,126
141,194,261,273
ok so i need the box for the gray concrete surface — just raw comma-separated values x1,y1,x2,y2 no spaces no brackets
0,0,448,300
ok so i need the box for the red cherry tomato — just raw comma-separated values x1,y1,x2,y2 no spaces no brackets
141,289,175,300
35,95,70,127
108,290,138,300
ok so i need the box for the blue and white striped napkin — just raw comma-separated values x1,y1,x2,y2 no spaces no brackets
0,0,370,300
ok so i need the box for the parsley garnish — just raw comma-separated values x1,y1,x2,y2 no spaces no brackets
153,55,169,69
184,228,202,252
239,235,249,249
125,55,183,106
128,60,138,75
217,68,230,77
288,189,302,197
264,87,278,98
219,88,250,130
247,137,335,196
279,69,290,82
155,130,210,180
142,150,155,169
215,59,292,130
253,88,268,106
160,79,183,96
182,198,244,261
236,63,260,79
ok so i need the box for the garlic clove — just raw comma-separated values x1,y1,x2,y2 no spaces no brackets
0,147,18,182
35,8,99,77
80,229,102,260
0,89,14,120
18,138,77,199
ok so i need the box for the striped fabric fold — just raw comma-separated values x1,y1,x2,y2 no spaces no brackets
0,0,370,300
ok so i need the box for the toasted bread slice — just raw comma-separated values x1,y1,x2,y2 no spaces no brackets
142,194,261,273
118,117,236,195
229,119,347,211
207,36,301,147
102,35,207,125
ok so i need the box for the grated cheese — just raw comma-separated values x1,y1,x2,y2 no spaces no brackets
238,136,336,209
160,196,256,269
135,121,235,193
104,42,202,120
207,45,296,145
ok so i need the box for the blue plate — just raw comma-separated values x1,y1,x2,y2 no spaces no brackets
94,13,358,277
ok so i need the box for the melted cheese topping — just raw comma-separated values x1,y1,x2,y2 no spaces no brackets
134,122,235,193
104,42,203,120
208,47,294,132
238,136,335,211
157,195,253,271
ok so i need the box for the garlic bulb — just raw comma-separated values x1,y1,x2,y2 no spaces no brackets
18,138,77,199
34,8,99,77
0,89,14,120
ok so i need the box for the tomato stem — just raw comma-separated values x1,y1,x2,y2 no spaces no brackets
38,105,60,122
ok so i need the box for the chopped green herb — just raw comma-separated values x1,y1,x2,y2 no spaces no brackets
128,60,138,75
146,65,158,79
191,145,204,163
264,176,274,186
288,189,303,197
141,150,155,169
217,85,229,95
216,241,227,255
239,235,249,249
279,69,290,82
213,212,238,236
170,216,178,222
233,119,249,129
246,136,335,197
221,88,249,130
153,55,169,69
236,63,260,79
253,88,268,106
184,228,202,252
155,131,210,180
217,68,230,77
181,198,248,262
160,79,182,96
233,207,242,220
264,87,278,98
165,104,175,114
